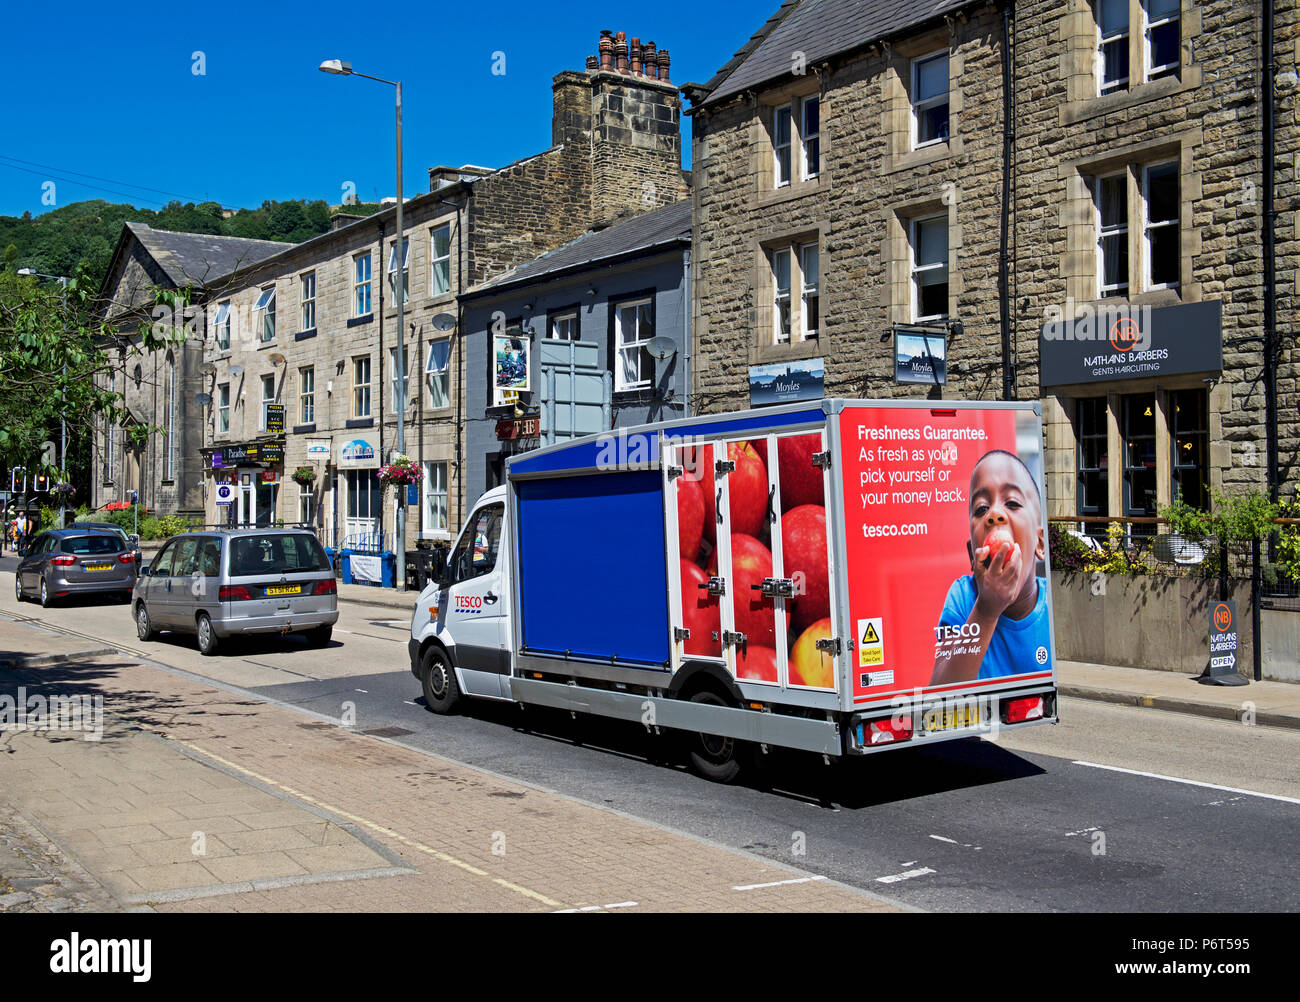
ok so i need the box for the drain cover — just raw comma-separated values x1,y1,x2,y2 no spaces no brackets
361,726,415,738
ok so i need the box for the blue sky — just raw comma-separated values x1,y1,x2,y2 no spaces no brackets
0,0,766,218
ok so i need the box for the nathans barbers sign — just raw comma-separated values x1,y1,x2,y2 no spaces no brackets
1039,299,1222,387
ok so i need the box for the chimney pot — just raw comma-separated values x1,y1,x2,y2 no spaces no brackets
643,40,658,79
598,31,614,70
657,48,670,83
615,35,629,73
630,37,642,76
586,55,599,71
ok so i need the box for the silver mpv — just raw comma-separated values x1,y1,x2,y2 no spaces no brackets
132,529,339,656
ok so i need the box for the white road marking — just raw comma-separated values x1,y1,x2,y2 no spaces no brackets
732,875,828,892
929,835,981,849
1064,827,1102,837
876,867,935,884
555,900,639,912
1072,760,1300,806
355,689,368,693
334,628,354,635
403,700,418,706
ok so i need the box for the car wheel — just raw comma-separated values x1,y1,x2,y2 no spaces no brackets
135,603,156,642
305,626,332,648
684,689,747,784
196,613,220,656
14,574,23,603
39,577,52,608
420,645,461,714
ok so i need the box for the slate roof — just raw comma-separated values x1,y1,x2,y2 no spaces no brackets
124,221,287,288
465,200,692,298
700,0,976,107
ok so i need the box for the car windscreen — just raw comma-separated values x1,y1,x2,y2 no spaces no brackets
230,534,330,576
60,535,123,555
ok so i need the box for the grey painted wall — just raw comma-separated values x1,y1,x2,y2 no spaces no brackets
463,247,690,506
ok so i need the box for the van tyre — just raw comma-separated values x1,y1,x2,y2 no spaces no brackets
135,603,155,642
421,646,461,714
685,690,746,784
196,613,220,656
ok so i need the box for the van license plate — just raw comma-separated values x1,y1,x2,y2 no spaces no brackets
265,585,301,597
84,564,112,572
922,703,982,732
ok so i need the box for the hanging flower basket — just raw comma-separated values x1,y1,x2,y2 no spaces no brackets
291,467,317,487
377,454,421,493
51,482,76,505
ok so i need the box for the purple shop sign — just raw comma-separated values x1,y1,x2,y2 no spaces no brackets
210,451,224,469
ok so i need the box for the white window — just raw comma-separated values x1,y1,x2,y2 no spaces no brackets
550,310,578,340
912,52,950,148
1144,0,1179,82
774,105,793,187
430,225,451,296
614,298,654,391
801,96,820,179
1143,161,1179,290
106,370,116,481
425,338,451,408
254,286,276,342
772,248,792,344
800,244,819,339
387,237,410,305
217,383,230,434
354,252,372,316
165,353,175,480
298,483,315,526
389,345,410,410
260,373,276,431
1095,171,1129,298
213,300,231,350
910,215,949,321
423,461,449,536
353,356,371,418
1096,0,1130,94
299,366,315,425
300,271,316,331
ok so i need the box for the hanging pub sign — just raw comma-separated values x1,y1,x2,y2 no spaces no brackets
496,416,541,440
749,357,825,407
1039,299,1223,386
265,404,285,435
894,332,948,385
494,334,531,396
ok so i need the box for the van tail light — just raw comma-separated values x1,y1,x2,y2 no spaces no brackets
313,579,337,596
866,715,914,745
219,585,253,601
51,555,76,566
1003,696,1045,724
119,553,135,563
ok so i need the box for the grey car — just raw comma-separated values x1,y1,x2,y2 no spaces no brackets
15,529,139,607
131,529,339,656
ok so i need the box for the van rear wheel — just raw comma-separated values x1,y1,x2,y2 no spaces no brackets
685,690,746,784
421,646,461,714
196,613,220,656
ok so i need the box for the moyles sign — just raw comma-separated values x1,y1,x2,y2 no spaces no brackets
1039,299,1222,387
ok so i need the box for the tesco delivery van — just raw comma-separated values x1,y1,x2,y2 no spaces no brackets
409,398,1058,781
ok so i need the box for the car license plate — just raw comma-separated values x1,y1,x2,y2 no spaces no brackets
265,585,302,597
922,702,982,732
84,563,113,572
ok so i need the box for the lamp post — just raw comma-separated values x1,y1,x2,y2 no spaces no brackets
17,268,70,528
320,58,407,589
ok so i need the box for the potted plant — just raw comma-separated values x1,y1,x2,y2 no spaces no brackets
377,453,421,496
291,467,317,487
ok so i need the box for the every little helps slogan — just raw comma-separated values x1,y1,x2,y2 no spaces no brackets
838,406,1053,703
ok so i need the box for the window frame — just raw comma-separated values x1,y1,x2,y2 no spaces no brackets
423,460,449,538
911,50,950,150
1142,160,1180,291
213,300,231,350
352,355,371,419
773,104,793,188
772,247,793,344
1143,0,1180,82
430,224,451,297
612,296,655,392
217,382,230,434
1096,0,1131,95
1094,169,1130,299
909,213,950,322
549,308,579,341
300,271,316,332
387,237,410,305
353,252,372,317
425,338,451,409
260,372,276,432
800,95,820,180
799,243,819,340
254,286,276,343
389,345,410,411
299,365,315,426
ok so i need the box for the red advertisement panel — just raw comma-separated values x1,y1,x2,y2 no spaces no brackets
839,406,1053,703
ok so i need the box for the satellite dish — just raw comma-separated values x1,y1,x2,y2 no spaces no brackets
229,365,244,378
647,335,677,360
194,392,212,406
432,312,456,332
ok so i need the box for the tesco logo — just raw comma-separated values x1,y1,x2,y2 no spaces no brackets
935,623,981,641
455,595,483,614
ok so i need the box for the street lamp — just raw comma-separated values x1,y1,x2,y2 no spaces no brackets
320,58,407,589
17,268,71,528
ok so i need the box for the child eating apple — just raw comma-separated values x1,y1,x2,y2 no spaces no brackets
929,449,1051,684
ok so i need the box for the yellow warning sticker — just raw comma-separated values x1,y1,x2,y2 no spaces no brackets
858,617,884,667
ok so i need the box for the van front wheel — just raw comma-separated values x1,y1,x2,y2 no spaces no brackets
421,646,461,715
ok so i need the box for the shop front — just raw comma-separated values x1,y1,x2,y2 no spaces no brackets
205,441,285,527
336,437,382,545
1040,299,1223,537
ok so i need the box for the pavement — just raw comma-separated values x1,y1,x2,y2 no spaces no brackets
1,588,1296,914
